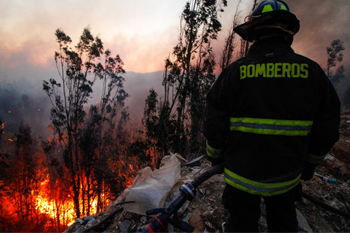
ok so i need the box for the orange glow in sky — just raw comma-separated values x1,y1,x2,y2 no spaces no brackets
0,0,190,72
0,0,349,73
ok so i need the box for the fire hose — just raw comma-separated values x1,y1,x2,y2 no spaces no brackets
136,162,349,232
136,163,224,233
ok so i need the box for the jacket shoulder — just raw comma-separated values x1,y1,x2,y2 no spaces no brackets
224,57,247,74
293,53,323,70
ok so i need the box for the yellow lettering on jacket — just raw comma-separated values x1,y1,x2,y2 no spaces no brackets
275,63,282,78
240,65,247,79
240,63,309,80
247,64,255,78
266,63,274,78
300,64,309,78
255,64,265,77
282,63,291,78
292,63,300,78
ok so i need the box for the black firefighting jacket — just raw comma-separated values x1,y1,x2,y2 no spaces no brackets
203,37,340,196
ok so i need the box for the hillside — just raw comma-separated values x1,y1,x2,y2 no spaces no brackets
65,115,350,233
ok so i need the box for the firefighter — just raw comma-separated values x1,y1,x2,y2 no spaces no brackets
203,0,340,232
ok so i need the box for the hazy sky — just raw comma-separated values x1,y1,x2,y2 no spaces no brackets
0,0,189,73
1,0,349,74
0,0,349,136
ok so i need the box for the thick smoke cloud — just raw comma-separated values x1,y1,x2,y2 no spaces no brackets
215,0,350,95
285,0,350,96
0,67,163,138
217,0,349,67
290,0,350,65
0,78,52,138
0,0,349,138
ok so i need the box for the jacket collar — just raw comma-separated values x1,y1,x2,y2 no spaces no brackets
248,37,294,57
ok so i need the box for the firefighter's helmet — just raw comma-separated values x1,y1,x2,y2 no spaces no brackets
234,0,300,41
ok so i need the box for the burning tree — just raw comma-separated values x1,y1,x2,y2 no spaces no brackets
0,123,52,232
43,27,130,219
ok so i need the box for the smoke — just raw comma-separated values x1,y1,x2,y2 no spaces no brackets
290,0,350,64
91,71,164,125
214,0,350,97
0,79,52,138
0,68,164,138
0,48,58,138
105,28,179,73
216,0,349,65
284,0,350,97
123,71,164,124
0,0,349,138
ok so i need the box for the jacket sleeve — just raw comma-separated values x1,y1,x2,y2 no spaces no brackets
203,68,231,160
306,69,340,166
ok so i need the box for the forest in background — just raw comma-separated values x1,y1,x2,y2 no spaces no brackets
0,0,348,232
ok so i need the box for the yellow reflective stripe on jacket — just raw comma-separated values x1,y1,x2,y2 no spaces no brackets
306,153,325,164
224,168,301,197
206,140,222,159
230,117,313,136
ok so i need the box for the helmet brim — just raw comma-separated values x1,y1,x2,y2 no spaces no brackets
234,11,300,41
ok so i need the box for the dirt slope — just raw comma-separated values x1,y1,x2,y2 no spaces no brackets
65,115,350,232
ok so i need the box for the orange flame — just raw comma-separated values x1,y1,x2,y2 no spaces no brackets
125,167,135,189
34,178,74,227
34,175,104,228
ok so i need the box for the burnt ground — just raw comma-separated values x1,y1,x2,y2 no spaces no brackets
66,115,350,233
